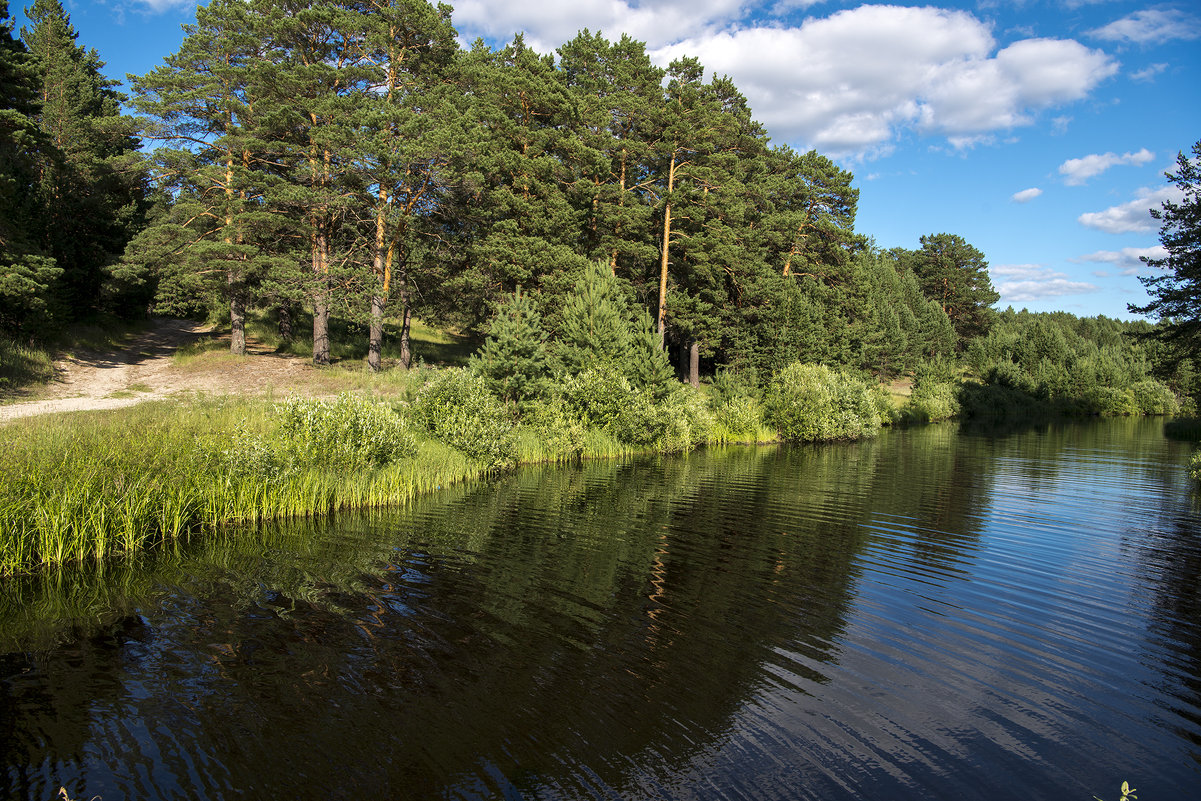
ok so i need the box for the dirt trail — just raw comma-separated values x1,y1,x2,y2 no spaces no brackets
0,319,313,422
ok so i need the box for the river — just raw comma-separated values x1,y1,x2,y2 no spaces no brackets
2,418,1199,800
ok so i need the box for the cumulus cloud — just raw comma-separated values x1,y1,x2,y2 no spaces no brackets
451,0,745,52
1078,185,1182,233
658,9,1115,156
1075,246,1169,275
1011,187,1043,203
454,3,1118,158
1058,149,1155,185
992,264,1098,303
1089,8,1201,44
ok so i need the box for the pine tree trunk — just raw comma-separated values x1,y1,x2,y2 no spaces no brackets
312,226,330,366
657,150,677,350
399,303,412,370
689,340,699,388
368,186,390,373
277,302,294,343
229,277,246,357
368,295,386,372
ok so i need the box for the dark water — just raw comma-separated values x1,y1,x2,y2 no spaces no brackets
2,419,1200,800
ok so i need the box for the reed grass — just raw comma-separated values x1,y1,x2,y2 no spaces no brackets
0,397,479,576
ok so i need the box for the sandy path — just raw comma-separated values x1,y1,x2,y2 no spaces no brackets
0,319,312,422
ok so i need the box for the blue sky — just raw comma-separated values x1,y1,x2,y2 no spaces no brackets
16,0,1201,320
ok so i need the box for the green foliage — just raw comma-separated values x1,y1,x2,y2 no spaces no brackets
556,259,632,372
0,334,55,390
555,365,706,451
274,393,416,469
711,394,763,440
409,368,517,468
904,380,961,423
763,362,883,442
1129,140,1201,361
470,287,551,407
625,308,676,399
902,232,999,344
964,309,1181,419
1129,380,1180,416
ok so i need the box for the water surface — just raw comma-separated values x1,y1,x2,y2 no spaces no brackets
2,418,1199,799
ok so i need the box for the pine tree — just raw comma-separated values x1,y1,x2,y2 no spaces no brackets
356,0,460,371
556,259,633,373
0,0,60,335
441,36,586,328
906,233,999,344
471,286,551,407
556,31,662,275
761,146,861,281
1129,141,1201,366
22,0,147,320
626,308,675,400
126,0,282,355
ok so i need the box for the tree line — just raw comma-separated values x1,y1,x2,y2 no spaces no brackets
1,0,1002,379
3,0,1196,417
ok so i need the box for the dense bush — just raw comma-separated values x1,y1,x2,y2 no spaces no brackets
1129,380,1180,416
713,394,763,438
276,394,416,468
209,394,417,481
1191,450,1200,484
905,380,960,423
409,369,517,468
763,362,883,442
555,366,709,451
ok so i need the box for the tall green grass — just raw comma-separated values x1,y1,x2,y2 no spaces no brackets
0,397,478,576
0,336,55,394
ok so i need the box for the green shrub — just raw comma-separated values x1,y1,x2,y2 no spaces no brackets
867,383,896,426
557,366,705,452
713,394,762,437
409,369,517,468
1129,379,1179,415
276,393,417,469
559,366,637,431
763,362,882,442
957,380,1044,419
520,397,587,458
1079,386,1138,416
905,380,961,423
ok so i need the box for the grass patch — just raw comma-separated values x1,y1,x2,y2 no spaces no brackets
0,336,56,397
0,397,479,576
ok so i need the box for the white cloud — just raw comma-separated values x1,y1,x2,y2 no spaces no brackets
1131,63,1169,82
1078,185,1182,233
454,3,1118,158
1011,187,1042,203
992,264,1098,303
1089,9,1201,44
660,9,1115,156
451,0,745,53
1058,149,1155,185
1075,246,1169,275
